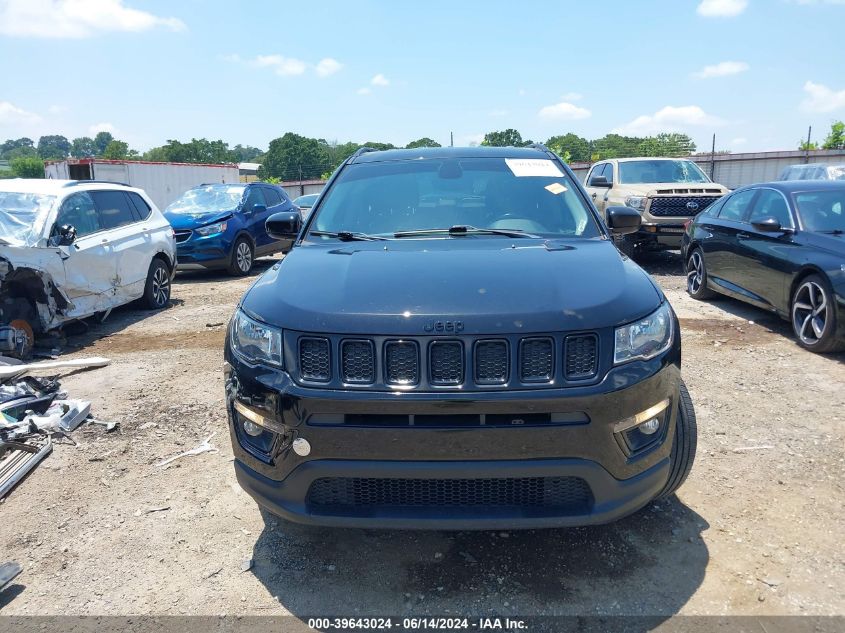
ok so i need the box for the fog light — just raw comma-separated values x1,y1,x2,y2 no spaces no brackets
292,437,311,456
639,418,660,435
242,420,264,437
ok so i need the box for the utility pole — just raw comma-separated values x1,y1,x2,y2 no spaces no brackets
710,134,716,181
805,126,812,164
450,131,454,147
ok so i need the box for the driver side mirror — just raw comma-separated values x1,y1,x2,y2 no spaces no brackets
606,206,642,235
751,216,790,233
266,211,301,240
56,224,77,246
589,175,612,188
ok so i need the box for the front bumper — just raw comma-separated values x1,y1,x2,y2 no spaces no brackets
225,345,682,529
637,223,688,248
174,234,231,269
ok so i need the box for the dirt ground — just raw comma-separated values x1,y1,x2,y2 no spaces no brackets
1,251,843,618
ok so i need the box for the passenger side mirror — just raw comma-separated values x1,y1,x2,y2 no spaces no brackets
751,216,787,233
589,175,612,188
606,206,642,235
57,224,77,246
266,211,301,240
247,203,266,216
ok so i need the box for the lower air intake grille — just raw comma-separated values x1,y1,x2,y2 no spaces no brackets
520,337,554,382
385,341,419,385
341,340,374,384
307,476,592,513
429,341,463,385
174,230,192,243
475,340,509,384
299,337,330,382
565,334,598,379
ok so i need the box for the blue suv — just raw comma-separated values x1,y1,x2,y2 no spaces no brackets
165,182,297,275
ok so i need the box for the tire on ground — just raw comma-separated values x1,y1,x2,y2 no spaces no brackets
229,237,254,276
142,257,171,310
658,380,698,499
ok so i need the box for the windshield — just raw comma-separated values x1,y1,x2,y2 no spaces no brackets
0,191,55,247
294,194,319,207
309,157,601,239
794,190,845,232
618,160,710,184
165,184,245,216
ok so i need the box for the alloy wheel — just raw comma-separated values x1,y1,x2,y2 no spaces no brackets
152,266,170,307
687,251,705,295
792,280,828,346
236,242,252,272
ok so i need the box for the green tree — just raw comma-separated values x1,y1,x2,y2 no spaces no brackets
822,121,845,150
102,140,130,159
70,136,97,157
406,137,441,149
362,141,396,151
0,138,36,160
10,156,44,178
93,131,114,156
36,135,71,160
546,133,590,162
481,129,529,147
141,138,238,163
798,139,819,150
231,144,264,162
259,133,330,180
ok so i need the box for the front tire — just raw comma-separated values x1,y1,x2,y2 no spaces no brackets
657,381,698,499
791,274,844,353
686,247,715,300
142,258,171,310
229,237,254,276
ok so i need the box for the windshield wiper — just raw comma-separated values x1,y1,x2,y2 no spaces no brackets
309,230,387,241
818,229,844,235
393,225,541,239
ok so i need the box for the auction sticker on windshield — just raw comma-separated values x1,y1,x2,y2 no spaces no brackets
505,158,564,178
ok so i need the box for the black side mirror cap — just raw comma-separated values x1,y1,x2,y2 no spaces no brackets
266,211,301,240
751,216,788,233
589,176,612,188
606,206,642,235
58,224,77,246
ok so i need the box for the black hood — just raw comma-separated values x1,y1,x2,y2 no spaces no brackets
241,237,663,335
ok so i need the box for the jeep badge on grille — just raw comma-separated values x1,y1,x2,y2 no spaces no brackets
423,320,464,333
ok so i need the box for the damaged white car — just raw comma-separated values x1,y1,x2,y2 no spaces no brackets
0,179,176,355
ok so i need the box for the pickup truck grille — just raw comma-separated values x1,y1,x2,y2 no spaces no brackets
292,331,602,390
307,476,593,514
649,196,721,217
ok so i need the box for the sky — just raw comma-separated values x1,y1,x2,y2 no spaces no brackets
1,0,844,155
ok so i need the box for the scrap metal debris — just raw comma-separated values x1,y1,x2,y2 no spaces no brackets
155,433,218,467
0,356,110,382
0,561,22,591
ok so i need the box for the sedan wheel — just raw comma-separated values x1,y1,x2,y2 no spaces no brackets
228,238,254,276
791,275,843,353
686,248,714,300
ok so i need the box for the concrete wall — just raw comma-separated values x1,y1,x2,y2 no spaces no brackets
280,179,326,198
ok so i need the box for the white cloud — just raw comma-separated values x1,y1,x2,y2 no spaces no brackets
801,80,845,112
0,0,185,38
356,87,371,95
697,0,748,17
88,122,116,135
790,0,845,4
538,101,591,121
613,105,723,135
0,101,41,125
315,57,342,77
692,60,749,79
371,73,390,87
560,92,583,101
47,104,67,115
252,54,307,76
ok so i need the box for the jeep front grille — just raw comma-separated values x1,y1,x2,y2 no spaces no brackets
299,337,330,382
341,340,375,384
474,340,509,384
385,340,419,386
649,196,721,217
519,337,554,382
564,334,598,379
429,341,463,385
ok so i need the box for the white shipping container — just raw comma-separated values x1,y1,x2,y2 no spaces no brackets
44,159,240,210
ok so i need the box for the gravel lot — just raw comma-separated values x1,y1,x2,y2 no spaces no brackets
1,251,843,618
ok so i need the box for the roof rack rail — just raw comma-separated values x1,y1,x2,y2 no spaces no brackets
528,142,552,155
349,146,379,161
62,179,130,187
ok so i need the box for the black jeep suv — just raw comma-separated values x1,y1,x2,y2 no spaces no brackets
224,145,697,529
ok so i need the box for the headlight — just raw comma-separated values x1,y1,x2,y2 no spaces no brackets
614,303,673,364
230,309,282,367
195,221,227,236
624,196,647,211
